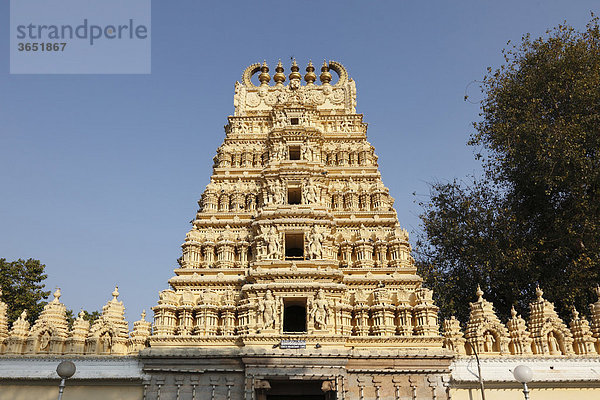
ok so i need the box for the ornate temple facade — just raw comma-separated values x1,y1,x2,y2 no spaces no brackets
1,61,600,400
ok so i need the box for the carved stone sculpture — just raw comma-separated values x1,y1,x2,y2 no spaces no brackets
258,290,277,330
310,290,330,330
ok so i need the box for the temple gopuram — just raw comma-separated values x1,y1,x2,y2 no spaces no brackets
1,60,600,400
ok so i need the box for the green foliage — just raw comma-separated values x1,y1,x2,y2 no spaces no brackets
0,258,51,325
65,309,101,329
417,16,600,323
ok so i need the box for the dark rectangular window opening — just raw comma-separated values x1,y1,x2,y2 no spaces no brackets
283,298,307,333
290,117,299,125
288,187,301,205
289,145,301,160
285,233,304,260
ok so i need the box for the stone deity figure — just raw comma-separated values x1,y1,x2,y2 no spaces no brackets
276,181,286,204
308,226,325,259
310,290,330,330
301,140,313,161
277,142,286,160
310,182,321,205
270,142,280,162
269,180,284,205
39,330,51,350
548,331,560,354
483,331,495,352
263,183,273,205
302,179,320,204
265,227,281,259
258,290,277,330
233,81,245,115
100,331,113,353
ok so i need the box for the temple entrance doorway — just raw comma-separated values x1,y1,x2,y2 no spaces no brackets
264,380,332,400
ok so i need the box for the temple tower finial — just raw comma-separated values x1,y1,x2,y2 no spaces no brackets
258,61,270,85
320,60,332,84
305,60,316,84
273,60,286,85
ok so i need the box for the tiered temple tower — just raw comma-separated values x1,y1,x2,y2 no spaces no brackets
150,60,440,349
143,60,449,400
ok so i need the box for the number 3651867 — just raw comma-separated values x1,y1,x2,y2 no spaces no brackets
18,43,66,51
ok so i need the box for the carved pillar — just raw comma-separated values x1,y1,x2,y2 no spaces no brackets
219,151,231,167
202,192,218,212
255,380,271,400
388,238,412,269
219,193,230,212
152,305,177,336
177,304,194,335
236,298,253,335
371,191,387,211
354,240,374,268
358,150,368,166
182,242,202,268
332,192,344,210
396,299,413,336
339,150,349,166
181,243,191,266
241,151,252,167
329,242,339,262
203,242,216,267
348,151,358,166
374,241,388,267
340,300,354,336
232,152,241,167
321,190,332,209
194,303,219,336
344,192,359,210
216,240,236,268
237,241,249,268
221,304,236,336
354,301,370,336
359,193,371,211
388,240,401,268
339,241,353,268
413,288,439,336
372,295,395,336
231,192,245,211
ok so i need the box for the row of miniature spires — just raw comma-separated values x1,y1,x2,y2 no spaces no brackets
0,287,151,356
180,234,412,269
4,284,600,356
214,148,377,168
200,190,392,213
256,60,334,85
443,285,600,356
152,288,440,337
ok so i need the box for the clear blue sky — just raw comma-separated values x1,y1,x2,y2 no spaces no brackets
1,1,597,323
